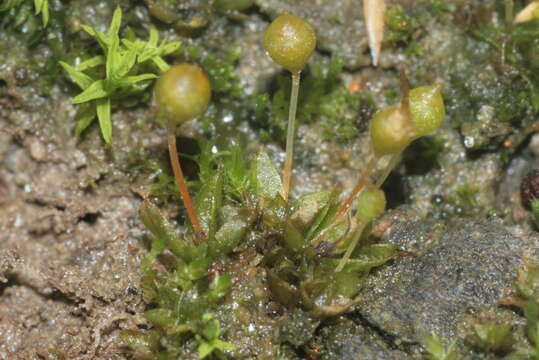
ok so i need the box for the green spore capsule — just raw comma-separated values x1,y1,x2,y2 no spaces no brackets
370,105,416,156
214,0,253,11
263,12,316,73
409,84,445,137
356,186,386,221
154,63,211,125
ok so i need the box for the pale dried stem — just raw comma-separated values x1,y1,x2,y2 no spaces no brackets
513,0,539,24
364,0,386,66
282,70,301,202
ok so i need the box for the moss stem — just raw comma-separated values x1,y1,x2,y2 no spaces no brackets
336,219,367,272
336,155,379,219
167,123,202,235
282,70,301,202
375,152,401,187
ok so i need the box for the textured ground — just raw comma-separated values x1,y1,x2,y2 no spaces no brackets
1,0,539,359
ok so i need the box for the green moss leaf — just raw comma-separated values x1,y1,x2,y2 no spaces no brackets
139,201,199,263
322,243,397,273
224,144,246,197
120,330,160,356
469,320,514,354
421,333,457,360
59,61,93,90
250,149,283,202
71,80,108,104
288,190,334,236
209,274,232,302
283,220,306,252
79,56,105,71
33,0,48,26
267,270,298,307
96,97,112,143
74,103,97,136
184,258,211,281
526,301,539,345
145,308,177,328
212,216,248,256
116,73,158,87
195,170,223,239
109,6,122,38
139,201,175,255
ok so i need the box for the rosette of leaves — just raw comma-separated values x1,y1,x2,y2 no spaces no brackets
60,7,180,143
123,144,396,358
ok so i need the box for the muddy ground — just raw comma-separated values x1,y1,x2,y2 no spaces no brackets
1,0,539,359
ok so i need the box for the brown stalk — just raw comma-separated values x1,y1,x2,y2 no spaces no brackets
167,122,202,235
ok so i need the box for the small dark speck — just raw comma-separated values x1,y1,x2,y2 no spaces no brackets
127,285,138,296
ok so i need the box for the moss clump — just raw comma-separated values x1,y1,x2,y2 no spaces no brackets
384,5,417,44
445,16,539,152
123,143,397,358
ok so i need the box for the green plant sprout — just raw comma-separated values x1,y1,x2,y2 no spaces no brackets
59,7,180,143
336,185,386,272
466,318,514,355
153,63,211,236
0,0,48,26
33,0,47,26
421,333,457,360
197,313,236,359
264,12,316,202
504,301,539,360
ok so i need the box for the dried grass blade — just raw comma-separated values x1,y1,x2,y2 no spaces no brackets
364,0,385,66
514,0,539,24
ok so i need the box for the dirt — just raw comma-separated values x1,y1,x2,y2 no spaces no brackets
1,0,539,359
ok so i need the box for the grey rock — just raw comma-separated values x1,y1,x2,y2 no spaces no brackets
318,318,409,360
355,219,533,344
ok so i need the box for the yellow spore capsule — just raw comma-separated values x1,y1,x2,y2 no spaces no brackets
409,84,445,137
154,63,211,125
356,186,386,221
370,105,416,156
263,12,316,73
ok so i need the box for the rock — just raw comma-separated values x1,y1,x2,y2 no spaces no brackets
316,318,409,360
355,219,532,344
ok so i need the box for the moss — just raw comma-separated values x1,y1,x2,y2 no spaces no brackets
266,58,374,143
464,315,515,355
385,5,417,44
403,136,446,175
440,16,539,152
124,143,397,358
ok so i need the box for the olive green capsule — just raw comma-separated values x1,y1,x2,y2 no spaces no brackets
214,0,253,11
356,186,386,221
370,105,416,156
409,84,445,137
154,63,211,125
263,12,316,73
